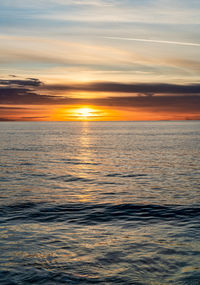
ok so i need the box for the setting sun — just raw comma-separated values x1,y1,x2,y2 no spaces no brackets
52,105,137,121
76,107,95,119
63,106,104,121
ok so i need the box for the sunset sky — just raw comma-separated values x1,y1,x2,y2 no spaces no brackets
0,0,200,121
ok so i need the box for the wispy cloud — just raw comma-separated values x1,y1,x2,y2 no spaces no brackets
54,0,114,6
0,35,134,67
4,0,114,8
35,1,200,25
105,37,200,47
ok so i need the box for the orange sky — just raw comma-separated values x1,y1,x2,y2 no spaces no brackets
1,103,199,121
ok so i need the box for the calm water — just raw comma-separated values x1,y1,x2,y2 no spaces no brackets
0,121,200,285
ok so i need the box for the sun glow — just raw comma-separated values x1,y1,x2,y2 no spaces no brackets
77,107,95,118
52,105,121,121
70,106,101,120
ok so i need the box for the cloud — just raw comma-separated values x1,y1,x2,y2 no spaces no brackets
0,117,14,121
0,77,200,115
1,89,199,114
35,1,200,25
0,35,133,67
0,76,199,115
3,0,114,8
91,95,200,113
43,82,200,94
0,87,79,105
20,116,48,119
105,37,200,47
0,106,28,110
0,78,42,87
0,35,199,82
54,0,114,6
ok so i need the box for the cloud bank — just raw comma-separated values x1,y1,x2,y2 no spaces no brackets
42,82,200,94
0,78,200,115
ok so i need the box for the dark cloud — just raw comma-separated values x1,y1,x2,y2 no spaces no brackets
0,117,14,121
0,106,28,110
21,116,48,119
0,77,200,115
0,78,42,87
43,82,200,94
91,95,200,113
0,86,81,105
0,87,199,113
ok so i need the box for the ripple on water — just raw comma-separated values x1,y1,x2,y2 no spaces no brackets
1,202,200,225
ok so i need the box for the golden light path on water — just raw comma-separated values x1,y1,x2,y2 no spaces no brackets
0,121,200,284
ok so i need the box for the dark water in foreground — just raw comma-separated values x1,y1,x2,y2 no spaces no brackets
0,121,200,285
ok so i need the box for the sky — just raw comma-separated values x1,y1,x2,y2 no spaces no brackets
0,0,200,121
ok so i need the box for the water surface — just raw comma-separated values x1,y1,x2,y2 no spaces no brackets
0,121,200,284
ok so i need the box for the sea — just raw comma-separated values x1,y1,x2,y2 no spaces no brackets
0,121,200,285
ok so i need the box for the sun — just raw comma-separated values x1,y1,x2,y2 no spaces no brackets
53,105,113,121
72,107,98,120
78,108,94,118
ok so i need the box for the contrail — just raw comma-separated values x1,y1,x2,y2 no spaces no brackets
104,36,200,47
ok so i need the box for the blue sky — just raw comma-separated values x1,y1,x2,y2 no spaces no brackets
0,0,200,82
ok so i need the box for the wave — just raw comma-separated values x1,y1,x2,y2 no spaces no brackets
1,202,199,225
106,173,148,178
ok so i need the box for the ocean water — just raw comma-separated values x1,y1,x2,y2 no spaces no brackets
0,121,200,285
